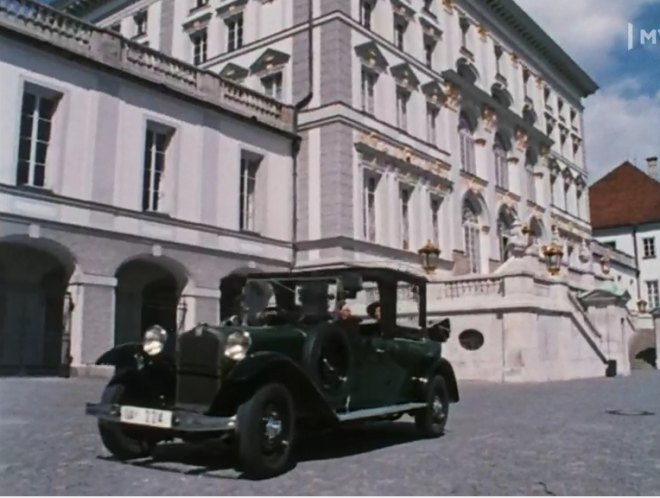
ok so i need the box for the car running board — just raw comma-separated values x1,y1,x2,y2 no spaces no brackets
336,402,426,422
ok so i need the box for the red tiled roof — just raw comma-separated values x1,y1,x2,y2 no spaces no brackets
589,161,660,229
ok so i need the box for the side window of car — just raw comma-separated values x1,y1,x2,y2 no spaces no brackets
395,281,422,337
342,280,381,334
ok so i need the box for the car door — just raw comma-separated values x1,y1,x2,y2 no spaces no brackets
345,333,398,410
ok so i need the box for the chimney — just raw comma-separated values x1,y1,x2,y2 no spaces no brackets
647,156,658,179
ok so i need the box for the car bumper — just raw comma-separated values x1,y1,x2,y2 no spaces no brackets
85,403,236,433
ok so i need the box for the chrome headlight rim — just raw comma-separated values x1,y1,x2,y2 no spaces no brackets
143,325,168,356
225,330,252,361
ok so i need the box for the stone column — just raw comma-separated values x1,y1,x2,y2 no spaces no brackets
188,287,222,326
68,273,117,374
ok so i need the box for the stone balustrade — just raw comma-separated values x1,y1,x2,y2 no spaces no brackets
435,276,504,299
0,0,295,133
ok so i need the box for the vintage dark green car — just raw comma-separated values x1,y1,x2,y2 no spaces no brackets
86,266,459,478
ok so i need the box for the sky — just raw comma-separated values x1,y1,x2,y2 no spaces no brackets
42,0,660,183
514,0,660,183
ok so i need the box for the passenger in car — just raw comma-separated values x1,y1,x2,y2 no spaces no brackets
366,301,381,321
337,301,353,321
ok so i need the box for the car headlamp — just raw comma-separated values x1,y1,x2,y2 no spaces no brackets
225,330,251,361
142,325,168,356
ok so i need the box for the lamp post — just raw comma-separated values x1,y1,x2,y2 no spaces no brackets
637,299,648,313
542,242,563,276
418,240,441,274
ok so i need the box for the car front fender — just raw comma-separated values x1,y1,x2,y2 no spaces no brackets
210,352,338,422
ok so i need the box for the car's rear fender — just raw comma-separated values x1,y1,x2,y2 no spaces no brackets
209,352,337,423
422,358,460,403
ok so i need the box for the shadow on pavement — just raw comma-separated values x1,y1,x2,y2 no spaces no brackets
98,420,429,479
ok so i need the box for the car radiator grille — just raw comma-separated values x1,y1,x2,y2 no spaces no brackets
175,326,225,410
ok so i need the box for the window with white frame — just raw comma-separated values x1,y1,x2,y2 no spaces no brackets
550,173,556,205
239,154,261,232
493,134,509,190
394,18,406,50
459,16,470,49
463,199,481,273
362,172,378,242
430,196,442,247
526,165,536,203
361,67,376,114
426,104,439,145
647,280,659,309
134,10,147,36
643,237,656,259
563,180,570,212
194,0,208,9
191,29,207,65
226,14,243,52
400,186,411,250
576,187,583,219
262,73,283,101
396,88,409,131
494,44,503,76
142,124,172,212
522,68,530,98
16,86,61,188
459,114,476,174
497,208,513,261
424,39,435,68
360,0,372,30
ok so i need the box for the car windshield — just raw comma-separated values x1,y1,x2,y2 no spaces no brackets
239,277,340,326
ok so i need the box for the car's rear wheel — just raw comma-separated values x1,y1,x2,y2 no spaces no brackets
236,383,295,479
98,383,156,460
414,376,449,438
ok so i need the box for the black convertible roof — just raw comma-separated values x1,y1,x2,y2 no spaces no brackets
247,265,428,285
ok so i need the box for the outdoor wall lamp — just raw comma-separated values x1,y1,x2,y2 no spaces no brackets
599,254,611,275
542,242,563,276
418,240,441,274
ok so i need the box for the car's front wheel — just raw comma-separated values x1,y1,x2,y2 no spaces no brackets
98,383,156,460
236,383,295,479
414,376,450,438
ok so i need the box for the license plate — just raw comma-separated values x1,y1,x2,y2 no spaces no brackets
119,406,173,429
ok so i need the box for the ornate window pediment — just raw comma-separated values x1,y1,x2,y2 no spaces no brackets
216,0,248,19
390,63,419,90
219,62,249,82
420,16,443,40
354,41,389,72
391,0,415,21
249,48,290,76
182,12,212,34
421,81,446,105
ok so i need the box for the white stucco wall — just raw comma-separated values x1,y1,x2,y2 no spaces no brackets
0,31,293,254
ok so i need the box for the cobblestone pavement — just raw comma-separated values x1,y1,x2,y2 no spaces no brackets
2,372,660,495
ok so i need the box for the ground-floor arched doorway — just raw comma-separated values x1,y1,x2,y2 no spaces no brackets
0,241,74,376
114,258,187,346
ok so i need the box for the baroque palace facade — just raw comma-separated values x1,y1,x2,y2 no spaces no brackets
0,0,639,381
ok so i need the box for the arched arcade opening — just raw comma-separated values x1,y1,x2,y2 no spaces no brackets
0,239,75,376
